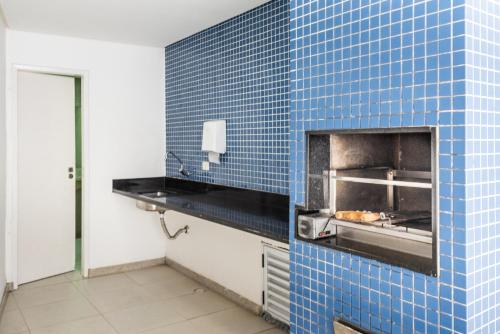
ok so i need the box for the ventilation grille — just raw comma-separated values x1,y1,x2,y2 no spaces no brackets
263,244,290,325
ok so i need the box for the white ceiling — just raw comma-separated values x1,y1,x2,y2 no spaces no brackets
0,0,269,47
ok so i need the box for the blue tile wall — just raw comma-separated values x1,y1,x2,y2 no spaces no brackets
288,0,478,333
463,1,500,333
165,0,290,194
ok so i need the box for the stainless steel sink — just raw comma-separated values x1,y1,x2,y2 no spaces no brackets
136,200,167,212
134,189,189,240
136,191,170,212
140,191,171,198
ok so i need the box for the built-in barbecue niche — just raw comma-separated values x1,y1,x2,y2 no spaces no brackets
297,127,439,276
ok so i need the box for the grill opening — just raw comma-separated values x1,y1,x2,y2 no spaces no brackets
303,127,439,276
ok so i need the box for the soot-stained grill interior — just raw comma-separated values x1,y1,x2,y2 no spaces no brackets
301,128,439,275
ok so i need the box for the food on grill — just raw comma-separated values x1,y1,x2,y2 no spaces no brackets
335,210,381,223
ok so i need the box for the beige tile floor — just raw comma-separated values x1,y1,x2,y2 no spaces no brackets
0,265,286,334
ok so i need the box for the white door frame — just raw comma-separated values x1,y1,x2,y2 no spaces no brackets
6,64,90,288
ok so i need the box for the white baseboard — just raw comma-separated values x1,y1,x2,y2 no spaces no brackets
88,257,166,277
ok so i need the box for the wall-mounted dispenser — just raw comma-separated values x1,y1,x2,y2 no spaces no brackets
202,120,226,164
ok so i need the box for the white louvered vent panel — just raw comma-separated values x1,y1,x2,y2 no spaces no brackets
263,244,290,325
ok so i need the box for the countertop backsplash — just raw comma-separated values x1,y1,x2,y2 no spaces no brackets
165,0,290,195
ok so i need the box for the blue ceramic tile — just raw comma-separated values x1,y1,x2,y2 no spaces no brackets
165,0,289,194
289,0,500,333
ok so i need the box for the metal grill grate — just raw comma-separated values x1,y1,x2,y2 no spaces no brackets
263,244,289,325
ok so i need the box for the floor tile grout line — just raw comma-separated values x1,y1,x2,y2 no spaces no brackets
134,318,190,334
191,307,277,332
69,272,140,300
15,272,101,332
23,314,100,334
12,268,166,315
91,288,203,315
183,304,239,321
67,272,195,316
130,306,280,334
68,269,215,315
5,293,20,312
1,295,31,334
76,277,127,334
93,290,204,315
16,279,71,293
9,296,33,334
60,273,122,333
13,282,85,311
96,310,121,334
15,279,80,294
3,266,283,334
96,291,237,333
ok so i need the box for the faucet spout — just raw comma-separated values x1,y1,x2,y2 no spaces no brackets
166,151,192,177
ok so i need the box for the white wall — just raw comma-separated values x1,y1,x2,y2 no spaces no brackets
164,210,288,305
5,30,166,280
0,13,8,294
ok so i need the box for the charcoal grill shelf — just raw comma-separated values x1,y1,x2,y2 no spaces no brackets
331,211,433,244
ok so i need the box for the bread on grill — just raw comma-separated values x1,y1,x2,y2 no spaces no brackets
335,210,380,223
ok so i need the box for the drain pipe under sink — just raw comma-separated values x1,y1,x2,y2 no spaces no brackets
158,210,189,239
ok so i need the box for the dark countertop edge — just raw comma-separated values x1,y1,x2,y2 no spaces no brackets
295,235,434,276
113,189,289,244
113,176,289,209
294,206,435,276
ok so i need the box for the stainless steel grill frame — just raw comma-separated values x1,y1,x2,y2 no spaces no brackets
305,127,440,276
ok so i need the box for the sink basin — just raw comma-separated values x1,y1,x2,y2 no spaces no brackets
139,191,177,198
136,191,171,212
136,199,167,212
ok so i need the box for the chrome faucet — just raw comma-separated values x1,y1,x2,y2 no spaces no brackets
166,151,191,177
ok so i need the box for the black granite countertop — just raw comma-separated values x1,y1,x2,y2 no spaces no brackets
113,177,290,243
